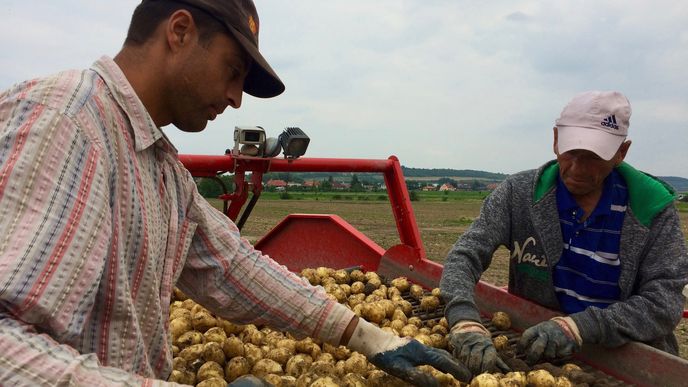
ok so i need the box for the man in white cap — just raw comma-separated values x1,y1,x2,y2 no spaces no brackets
0,1,471,386
441,90,688,374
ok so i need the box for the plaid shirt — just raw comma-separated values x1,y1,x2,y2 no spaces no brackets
0,56,353,386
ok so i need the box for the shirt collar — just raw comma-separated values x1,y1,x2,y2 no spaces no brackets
556,170,618,221
91,56,178,154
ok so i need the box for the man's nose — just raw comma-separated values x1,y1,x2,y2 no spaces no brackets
226,81,244,109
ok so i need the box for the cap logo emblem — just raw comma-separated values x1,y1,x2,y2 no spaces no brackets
248,15,258,36
601,115,619,130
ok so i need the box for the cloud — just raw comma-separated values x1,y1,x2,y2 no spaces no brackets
2,0,686,177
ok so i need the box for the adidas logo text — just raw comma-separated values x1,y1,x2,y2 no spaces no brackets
601,115,619,130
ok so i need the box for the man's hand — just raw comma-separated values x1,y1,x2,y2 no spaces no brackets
447,321,510,375
517,317,582,365
346,318,472,386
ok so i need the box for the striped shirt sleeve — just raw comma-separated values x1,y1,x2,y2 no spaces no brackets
177,184,355,346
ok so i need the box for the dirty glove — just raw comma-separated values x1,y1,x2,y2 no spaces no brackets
447,320,510,375
518,316,582,365
347,317,472,385
227,375,273,386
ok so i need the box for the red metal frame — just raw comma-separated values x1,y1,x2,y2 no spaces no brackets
180,151,688,383
179,153,441,286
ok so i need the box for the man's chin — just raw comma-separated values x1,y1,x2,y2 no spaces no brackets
176,120,207,133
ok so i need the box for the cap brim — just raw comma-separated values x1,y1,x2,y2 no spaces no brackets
228,27,285,98
557,126,626,161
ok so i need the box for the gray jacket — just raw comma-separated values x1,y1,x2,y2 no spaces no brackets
440,160,688,354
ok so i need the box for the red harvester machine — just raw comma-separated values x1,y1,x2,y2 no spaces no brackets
180,149,688,387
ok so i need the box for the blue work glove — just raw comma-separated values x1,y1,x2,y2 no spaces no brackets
517,317,582,365
447,321,510,375
227,375,273,386
347,318,472,385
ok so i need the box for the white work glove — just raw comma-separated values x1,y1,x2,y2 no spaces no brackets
347,318,472,385
447,320,510,375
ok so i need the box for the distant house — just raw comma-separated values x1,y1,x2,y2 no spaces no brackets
266,179,287,188
439,183,456,192
486,183,500,191
421,185,436,191
303,180,320,188
332,181,350,190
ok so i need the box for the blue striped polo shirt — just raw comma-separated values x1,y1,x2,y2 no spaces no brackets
553,169,628,314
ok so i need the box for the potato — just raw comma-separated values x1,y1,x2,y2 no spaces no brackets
407,316,423,328
171,356,187,371
266,347,293,366
414,333,433,346
527,369,556,387
420,295,440,311
310,376,341,387
430,333,447,349
279,375,298,387
300,268,320,286
275,339,296,355
181,298,197,310
343,352,367,374
285,353,313,377
367,369,401,387
225,356,251,382
315,352,335,364
168,369,195,385
295,372,318,387
410,284,425,300
366,276,382,290
341,372,367,387
493,335,509,351
171,345,180,357
347,294,366,308
203,326,227,344
243,343,264,367
179,343,204,363
500,371,527,387
222,336,245,358
491,311,512,331
175,330,204,349
241,327,265,346
361,303,386,324
202,341,226,365
388,320,404,334
196,377,227,387
169,317,192,340
470,373,500,387
309,360,336,377
390,277,411,292
191,311,218,333
400,324,419,337
554,376,573,387
323,342,350,361
392,308,408,323
378,299,396,318
252,358,283,378
218,318,245,336
560,363,582,374
169,307,191,321
349,269,366,282
332,269,350,284
196,361,224,382
387,286,402,299
431,323,448,335
431,287,441,297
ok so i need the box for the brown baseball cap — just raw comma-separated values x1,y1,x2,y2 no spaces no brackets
144,0,285,98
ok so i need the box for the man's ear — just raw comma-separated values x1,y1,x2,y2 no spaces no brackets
166,10,196,52
614,140,632,166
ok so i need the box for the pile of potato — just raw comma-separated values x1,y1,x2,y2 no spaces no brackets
167,267,599,387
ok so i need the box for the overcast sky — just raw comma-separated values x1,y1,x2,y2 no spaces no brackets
1,1,686,177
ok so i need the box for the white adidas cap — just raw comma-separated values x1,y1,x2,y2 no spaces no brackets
555,90,631,161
